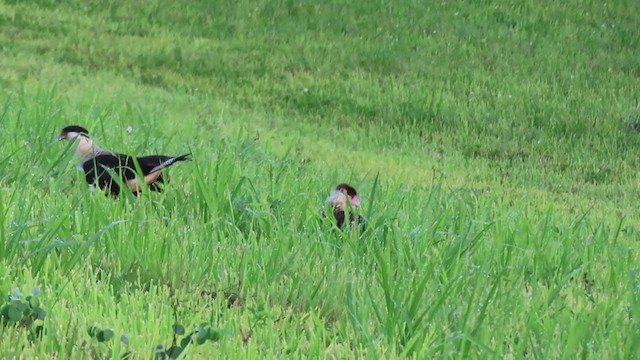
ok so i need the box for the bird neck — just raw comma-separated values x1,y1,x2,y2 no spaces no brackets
76,135,106,160
327,190,347,211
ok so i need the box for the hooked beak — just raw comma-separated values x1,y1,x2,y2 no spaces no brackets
350,195,360,207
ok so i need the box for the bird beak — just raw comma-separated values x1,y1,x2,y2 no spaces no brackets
350,196,360,207
57,135,64,141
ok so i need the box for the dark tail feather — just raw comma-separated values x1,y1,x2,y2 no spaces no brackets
149,153,192,174
173,153,192,162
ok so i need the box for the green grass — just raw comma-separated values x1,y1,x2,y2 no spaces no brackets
1,0,640,358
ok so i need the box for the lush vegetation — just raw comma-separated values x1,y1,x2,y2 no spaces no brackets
1,0,639,358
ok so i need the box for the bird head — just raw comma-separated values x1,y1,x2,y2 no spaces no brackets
327,183,360,210
58,125,90,141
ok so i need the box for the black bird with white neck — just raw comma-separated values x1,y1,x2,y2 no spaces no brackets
58,125,191,197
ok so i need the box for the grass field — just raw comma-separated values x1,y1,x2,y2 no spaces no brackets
1,0,640,358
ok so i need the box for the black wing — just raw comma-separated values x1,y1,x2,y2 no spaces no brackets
333,209,346,229
83,153,137,197
331,209,366,231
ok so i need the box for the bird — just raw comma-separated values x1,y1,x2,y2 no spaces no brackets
58,125,191,197
325,183,366,230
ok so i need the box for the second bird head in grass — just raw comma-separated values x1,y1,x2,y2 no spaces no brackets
327,183,360,211
325,183,366,230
